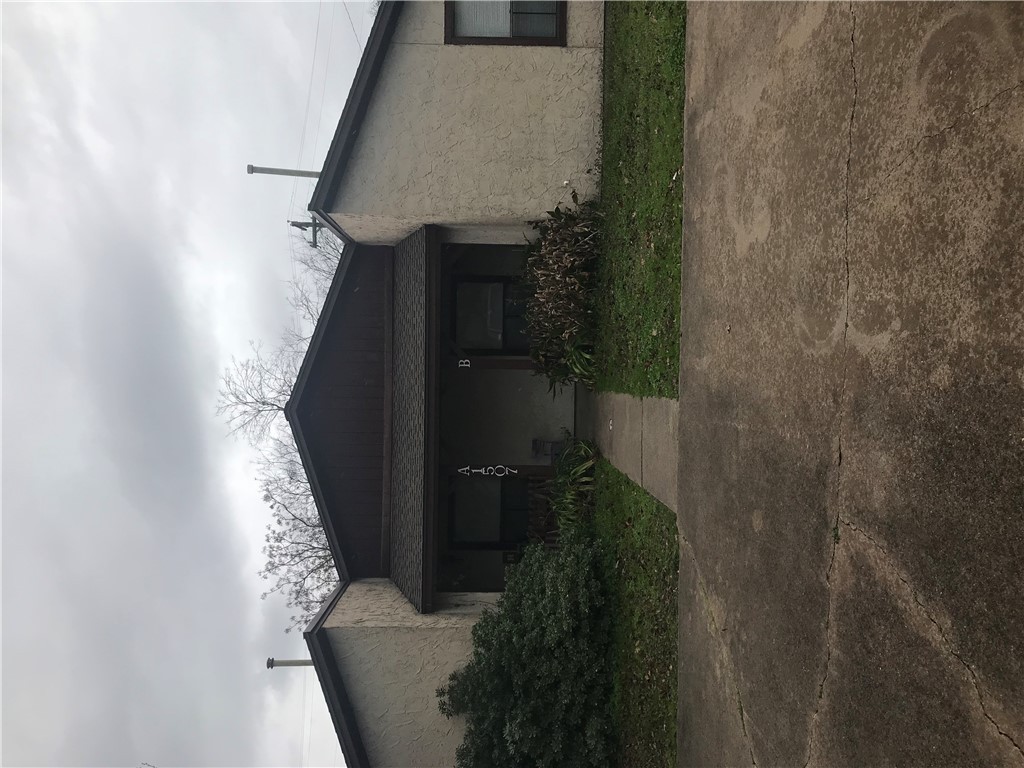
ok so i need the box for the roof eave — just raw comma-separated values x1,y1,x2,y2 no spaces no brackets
289,249,354,409
305,582,370,768
287,412,351,586
286,247,356,584
308,1,404,228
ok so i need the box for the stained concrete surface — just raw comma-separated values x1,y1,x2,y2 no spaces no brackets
678,3,1023,766
595,392,644,485
593,392,679,512
642,397,680,511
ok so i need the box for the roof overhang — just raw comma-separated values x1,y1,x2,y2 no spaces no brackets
309,1,404,244
304,583,369,768
285,249,355,586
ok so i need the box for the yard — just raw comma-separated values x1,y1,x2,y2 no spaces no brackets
439,5,687,766
593,4,686,766
595,1,687,398
594,460,679,768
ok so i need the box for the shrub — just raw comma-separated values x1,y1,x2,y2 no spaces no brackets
544,434,597,533
437,530,615,768
522,193,601,390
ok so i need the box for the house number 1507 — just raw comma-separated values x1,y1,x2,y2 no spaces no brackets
457,465,518,477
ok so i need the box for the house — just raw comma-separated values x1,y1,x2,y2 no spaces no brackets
291,2,604,766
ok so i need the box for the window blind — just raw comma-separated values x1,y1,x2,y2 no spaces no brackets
453,1,512,37
453,1,558,39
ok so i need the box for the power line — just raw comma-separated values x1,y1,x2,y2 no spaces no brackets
289,2,324,221
311,1,337,171
294,1,323,175
290,1,366,232
286,2,324,320
341,1,364,54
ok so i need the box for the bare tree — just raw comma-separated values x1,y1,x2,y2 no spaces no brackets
220,229,344,632
217,230,344,439
282,227,345,349
218,341,297,443
256,432,337,631
294,227,344,299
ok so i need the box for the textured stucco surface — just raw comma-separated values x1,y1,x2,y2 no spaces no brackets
325,580,487,767
333,0,604,244
679,3,1024,766
390,228,426,611
327,623,473,768
325,579,492,629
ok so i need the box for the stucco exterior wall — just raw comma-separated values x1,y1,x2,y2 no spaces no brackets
324,578,495,629
324,580,497,767
327,623,472,767
333,0,604,245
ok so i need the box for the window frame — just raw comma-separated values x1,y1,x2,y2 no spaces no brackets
443,1,568,47
450,275,530,356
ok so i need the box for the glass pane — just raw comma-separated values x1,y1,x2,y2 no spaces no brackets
500,477,530,511
504,314,530,351
455,1,512,37
453,478,501,543
511,1,557,37
503,288,529,351
500,478,530,543
457,282,504,349
512,1,556,13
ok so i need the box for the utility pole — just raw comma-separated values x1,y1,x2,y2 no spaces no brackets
267,657,314,669
247,164,320,179
289,217,324,248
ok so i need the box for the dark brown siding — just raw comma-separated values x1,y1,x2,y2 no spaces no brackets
296,250,389,578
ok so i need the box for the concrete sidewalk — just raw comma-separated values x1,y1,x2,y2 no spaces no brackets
586,392,679,514
678,4,1024,767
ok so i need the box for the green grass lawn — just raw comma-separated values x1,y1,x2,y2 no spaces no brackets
594,459,679,768
596,1,686,397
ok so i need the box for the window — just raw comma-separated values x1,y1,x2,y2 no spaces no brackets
453,279,529,354
450,476,530,548
444,1,566,46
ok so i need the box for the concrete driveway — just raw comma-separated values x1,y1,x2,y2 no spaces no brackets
677,4,1023,766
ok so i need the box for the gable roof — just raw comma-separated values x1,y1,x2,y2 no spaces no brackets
288,228,435,612
285,244,391,587
308,1,404,243
304,583,370,768
285,248,354,584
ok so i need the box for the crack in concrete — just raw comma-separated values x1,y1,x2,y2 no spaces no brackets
862,79,1024,203
828,0,858,688
677,532,758,766
803,8,857,766
798,14,1023,764
840,519,1024,762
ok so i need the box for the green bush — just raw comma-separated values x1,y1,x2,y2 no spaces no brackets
522,193,601,390
544,435,597,532
437,530,615,768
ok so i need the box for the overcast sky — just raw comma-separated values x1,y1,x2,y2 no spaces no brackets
2,3,375,765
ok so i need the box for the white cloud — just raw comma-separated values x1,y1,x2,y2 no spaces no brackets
2,3,372,765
